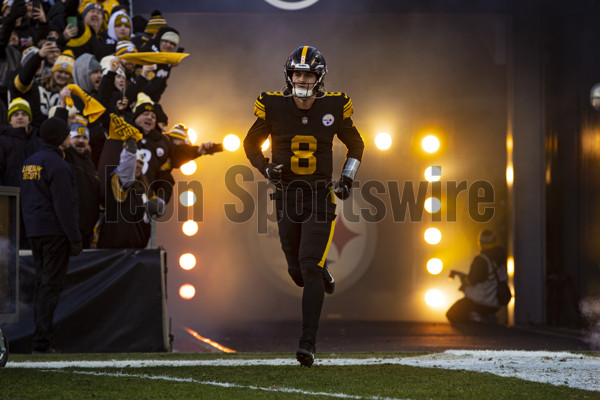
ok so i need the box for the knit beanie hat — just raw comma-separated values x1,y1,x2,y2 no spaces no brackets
52,51,75,75
40,117,70,147
20,46,39,67
133,92,155,120
82,2,103,20
115,40,137,56
70,115,90,139
8,97,32,121
167,124,189,143
145,10,167,34
132,15,147,34
1,0,12,13
161,30,179,47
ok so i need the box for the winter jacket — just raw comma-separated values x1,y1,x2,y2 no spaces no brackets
20,143,81,243
64,146,100,247
0,124,43,186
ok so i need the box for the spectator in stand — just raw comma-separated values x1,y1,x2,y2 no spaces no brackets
60,0,101,58
78,0,124,34
64,110,100,248
0,97,42,248
96,6,131,59
131,9,165,51
20,107,82,353
0,97,41,187
96,137,165,249
97,55,128,114
2,0,49,51
0,1,21,102
72,52,101,97
12,44,74,124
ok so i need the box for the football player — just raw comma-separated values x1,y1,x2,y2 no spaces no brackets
244,45,365,367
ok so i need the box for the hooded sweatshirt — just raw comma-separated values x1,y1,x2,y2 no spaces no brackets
73,53,102,95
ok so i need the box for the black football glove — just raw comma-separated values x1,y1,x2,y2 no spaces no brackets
333,176,353,200
70,241,82,256
264,163,283,181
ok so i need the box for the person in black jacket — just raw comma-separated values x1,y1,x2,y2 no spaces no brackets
20,107,82,353
97,137,165,248
0,97,41,186
0,97,42,248
64,114,100,248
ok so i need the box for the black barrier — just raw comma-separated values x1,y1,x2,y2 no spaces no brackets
0,186,19,325
0,248,170,353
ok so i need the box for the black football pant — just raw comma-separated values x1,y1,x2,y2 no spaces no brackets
275,186,336,346
29,235,71,352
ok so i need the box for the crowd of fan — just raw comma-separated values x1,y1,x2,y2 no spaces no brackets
0,0,208,249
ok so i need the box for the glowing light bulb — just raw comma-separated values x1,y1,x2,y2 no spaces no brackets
426,258,443,275
422,135,440,153
375,133,392,150
424,289,445,308
182,220,198,236
180,160,197,176
179,284,196,300
223,134,241,151
506,165,514,185
179,253,196,270
179,190,196,207
424,227,442,245
425,166,442,182
424,197,441,214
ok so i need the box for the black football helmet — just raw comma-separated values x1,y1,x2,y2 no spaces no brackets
284,45,327,98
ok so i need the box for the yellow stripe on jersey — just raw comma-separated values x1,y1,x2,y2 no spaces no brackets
318,188,336,268
343,98,353,119
254,99,266,119
111,173,130,203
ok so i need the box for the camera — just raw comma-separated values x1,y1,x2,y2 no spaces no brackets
47,35,57,43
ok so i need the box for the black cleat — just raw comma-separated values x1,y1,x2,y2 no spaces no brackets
323,265,335,294
296,341,315,368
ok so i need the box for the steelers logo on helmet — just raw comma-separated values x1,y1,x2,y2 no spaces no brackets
284,45,328,99
322,114,334,126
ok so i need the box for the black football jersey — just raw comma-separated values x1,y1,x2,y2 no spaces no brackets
244,91,364,186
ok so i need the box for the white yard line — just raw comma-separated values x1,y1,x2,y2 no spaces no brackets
58,369,409,400
8,350,600,392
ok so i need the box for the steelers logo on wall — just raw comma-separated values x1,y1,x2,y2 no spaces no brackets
256,196,376,297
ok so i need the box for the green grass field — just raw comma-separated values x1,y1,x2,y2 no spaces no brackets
2,352,600,399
